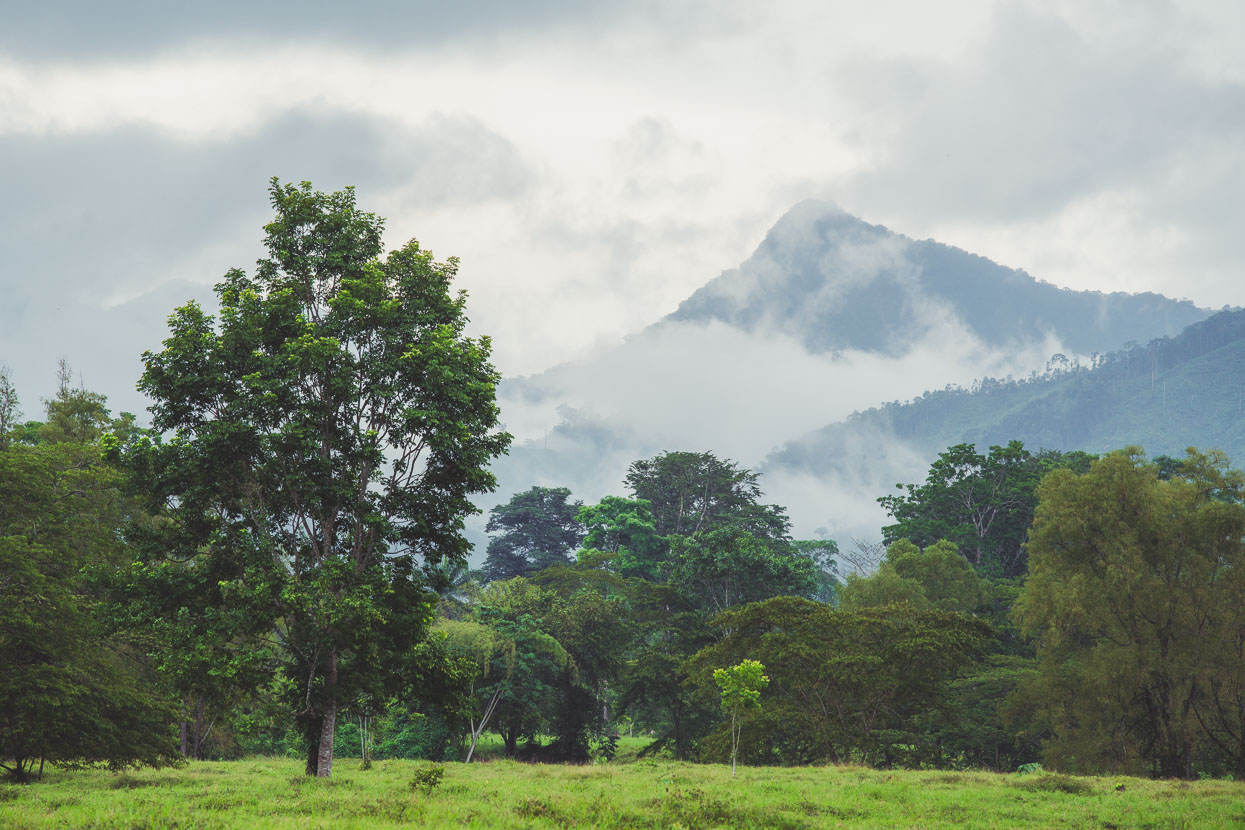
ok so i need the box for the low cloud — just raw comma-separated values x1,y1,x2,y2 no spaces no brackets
488,310,1066,546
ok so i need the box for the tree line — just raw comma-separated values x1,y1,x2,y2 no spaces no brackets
3,180,1244,783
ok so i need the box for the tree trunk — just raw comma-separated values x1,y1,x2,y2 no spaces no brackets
299,710,323,776
317,703,336,777
730,713,738,776
316,651,339,777
179,719,190,758
305,734,320,777
191,697,206,759
503,724,518,757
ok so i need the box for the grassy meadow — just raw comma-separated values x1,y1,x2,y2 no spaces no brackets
2,753,1241,829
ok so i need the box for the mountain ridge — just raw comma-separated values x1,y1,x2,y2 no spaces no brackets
662,199,1208,357
765,307,1245,479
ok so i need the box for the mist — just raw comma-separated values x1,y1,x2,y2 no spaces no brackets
476,307,1071,555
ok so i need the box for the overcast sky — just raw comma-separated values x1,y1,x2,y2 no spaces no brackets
3,0,1244,422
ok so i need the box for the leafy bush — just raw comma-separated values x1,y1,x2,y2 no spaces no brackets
408,765,445,795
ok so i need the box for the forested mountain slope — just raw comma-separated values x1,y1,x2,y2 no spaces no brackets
767,308,1245,475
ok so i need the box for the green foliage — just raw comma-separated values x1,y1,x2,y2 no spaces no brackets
713,661,768,718
438,582,581,760
0,378,178,781
122,179,510,777
617,583,714,761
838,564,929,611
931,655,1041,771
371,709,442,760
713,660,769,774
689,597,991,767
840,539,986,614
879,441,1086,577
668,526,820,614
0,362,20,450
1015,448,1245,779
576,496,666,581
407,764,445,794
482,487,585,582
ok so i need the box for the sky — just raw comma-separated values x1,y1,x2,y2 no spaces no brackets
3,1,1244,537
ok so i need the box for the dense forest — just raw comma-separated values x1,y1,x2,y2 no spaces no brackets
4,182,1244,787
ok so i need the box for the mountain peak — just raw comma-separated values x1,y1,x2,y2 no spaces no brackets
667,202,1207,357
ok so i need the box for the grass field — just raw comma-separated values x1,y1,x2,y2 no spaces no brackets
2,755,1241,829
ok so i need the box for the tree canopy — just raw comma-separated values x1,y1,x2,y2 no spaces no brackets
879,441,1094,577
1015,448,1245,778
481,486,585,582
688,597,990,767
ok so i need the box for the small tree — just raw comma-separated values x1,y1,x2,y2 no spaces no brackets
713,659,768,776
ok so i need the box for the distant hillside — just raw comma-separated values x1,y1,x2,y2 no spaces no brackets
767,308,1245,475
667,200,1208,356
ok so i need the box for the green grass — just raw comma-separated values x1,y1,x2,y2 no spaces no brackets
1,757,1240,829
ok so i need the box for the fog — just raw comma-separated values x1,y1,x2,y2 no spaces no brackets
477,305,1069,555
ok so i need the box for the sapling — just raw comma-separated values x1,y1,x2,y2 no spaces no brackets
713,659,769,776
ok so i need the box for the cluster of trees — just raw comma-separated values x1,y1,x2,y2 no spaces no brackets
399,439,1245,781
0,363,179,782
456,450,836,762
4,179,1244,784
867,442,1245,778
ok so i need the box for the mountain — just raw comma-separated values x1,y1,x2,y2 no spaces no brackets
767,308,1245,478
664,200,1207,356
477,201,1218,550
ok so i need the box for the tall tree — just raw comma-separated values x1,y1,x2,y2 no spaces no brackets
125,179,510,777
1015,448,1245,778
626,451,785,539
481,486,585,582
